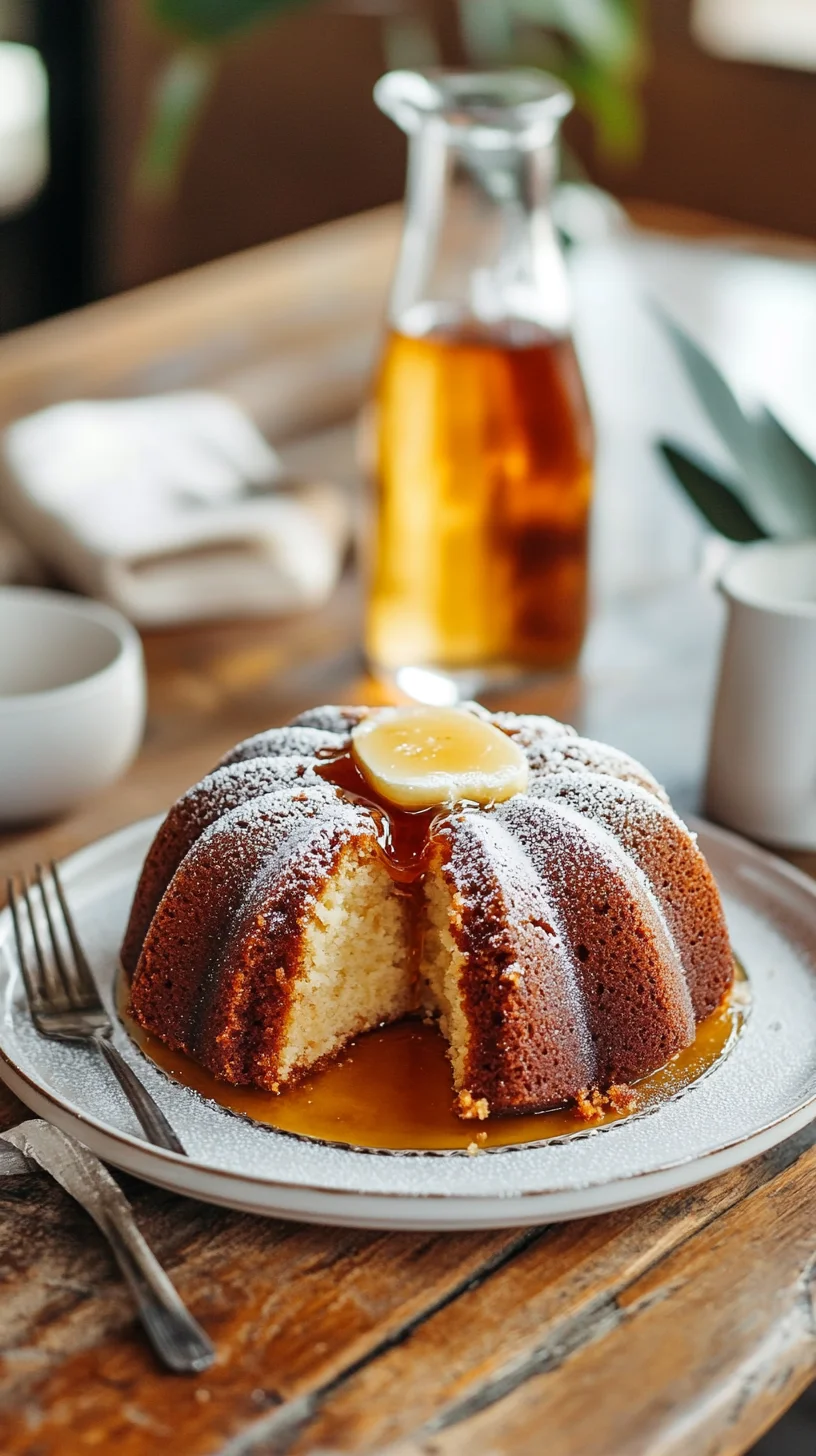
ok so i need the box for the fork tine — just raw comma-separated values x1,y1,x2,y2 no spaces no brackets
7,876,44,1015
49,860,100,1003
35,864,81,1008
21,873,65,1007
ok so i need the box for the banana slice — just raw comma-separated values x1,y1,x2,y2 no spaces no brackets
351,706,529,810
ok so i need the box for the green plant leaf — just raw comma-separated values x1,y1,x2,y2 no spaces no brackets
148,0,305,43
657,307,816,537
510,0,643,71
658,441,767,543
133,47,218,201
754,406,816,535
501,0,647,161
654,307,754,464
560,54,643,158
382,15,442,69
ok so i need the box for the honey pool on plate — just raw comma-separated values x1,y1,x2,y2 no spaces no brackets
121,980,748,1154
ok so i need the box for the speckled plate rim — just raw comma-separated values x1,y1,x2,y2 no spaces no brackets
0,813,815,1229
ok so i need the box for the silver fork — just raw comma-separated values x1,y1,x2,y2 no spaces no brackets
8,862,186,1155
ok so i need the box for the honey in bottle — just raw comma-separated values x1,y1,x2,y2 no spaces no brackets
366,69,594,685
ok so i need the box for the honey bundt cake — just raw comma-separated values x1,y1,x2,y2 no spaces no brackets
123,704,734,1117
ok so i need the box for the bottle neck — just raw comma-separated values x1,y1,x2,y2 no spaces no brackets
389,122,571,341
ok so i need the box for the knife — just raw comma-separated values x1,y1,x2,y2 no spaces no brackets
0,1135,28,1176
0,1120,214,1374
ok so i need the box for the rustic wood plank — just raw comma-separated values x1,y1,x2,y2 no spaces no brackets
0,1175,533,1456
280,1131,816,1455
0,205,400,436
385,1143,816,1456
0,1132,813,1456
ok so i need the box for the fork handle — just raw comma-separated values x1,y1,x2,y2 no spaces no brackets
94,1033,187,1155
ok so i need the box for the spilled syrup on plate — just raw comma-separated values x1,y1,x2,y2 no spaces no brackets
119,970,748,1153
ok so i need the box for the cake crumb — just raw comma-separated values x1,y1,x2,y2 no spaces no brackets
275,967,287,984
575,1087,605,1121
607,1083,638,1114
466,1141,481,1157
575,1084,638,1121
457,1090,490,1121
476,1130,487,1144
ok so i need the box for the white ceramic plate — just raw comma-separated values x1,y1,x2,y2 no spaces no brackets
1,815,815,1229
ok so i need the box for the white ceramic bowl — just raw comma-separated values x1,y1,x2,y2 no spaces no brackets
0,587,146,825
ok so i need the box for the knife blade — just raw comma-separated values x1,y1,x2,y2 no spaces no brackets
0,1132,30,1177
1,1120,214,1373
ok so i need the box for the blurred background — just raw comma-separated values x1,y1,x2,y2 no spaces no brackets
1,0,815,334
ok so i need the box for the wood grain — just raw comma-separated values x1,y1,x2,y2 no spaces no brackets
393,1143,816,1456
284,1132,816,1455
0,1181,531,1455
0,205,400,442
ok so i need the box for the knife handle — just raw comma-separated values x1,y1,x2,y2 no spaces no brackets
6,1122,214,1374
96,1191,215,1374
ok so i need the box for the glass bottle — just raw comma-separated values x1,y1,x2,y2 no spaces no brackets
366,69,594,689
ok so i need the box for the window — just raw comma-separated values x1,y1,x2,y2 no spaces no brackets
693,0,816,72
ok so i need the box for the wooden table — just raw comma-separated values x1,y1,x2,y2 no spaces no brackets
1,204,815,1456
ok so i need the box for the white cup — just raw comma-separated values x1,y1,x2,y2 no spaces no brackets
704,540,816,849
0,587,146,825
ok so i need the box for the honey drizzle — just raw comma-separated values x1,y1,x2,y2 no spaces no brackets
120,987,747,1153
315,748,452,992
314,750,445,885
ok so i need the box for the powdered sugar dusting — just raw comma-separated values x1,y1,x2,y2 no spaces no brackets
439,807,595,1078
525,734,669,802
529,770,676,835
195,783,359,854
217,726,347,769
525,794,677,926
290,706,371,735
441,807,571,961
487,712,576,749
188,785,373,919
180,756,326,825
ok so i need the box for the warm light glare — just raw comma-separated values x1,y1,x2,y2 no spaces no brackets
394,666,462,706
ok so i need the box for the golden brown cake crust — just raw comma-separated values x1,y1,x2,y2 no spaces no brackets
124,705,735,1114
129,787,369,1086
121,757,327,977
436,796,699,1113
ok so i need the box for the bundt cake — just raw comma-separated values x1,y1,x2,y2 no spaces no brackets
123,704,734,1118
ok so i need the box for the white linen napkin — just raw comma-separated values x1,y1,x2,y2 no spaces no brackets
0,392,350,625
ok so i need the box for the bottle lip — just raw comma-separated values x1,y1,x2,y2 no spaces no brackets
374,68,573,146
